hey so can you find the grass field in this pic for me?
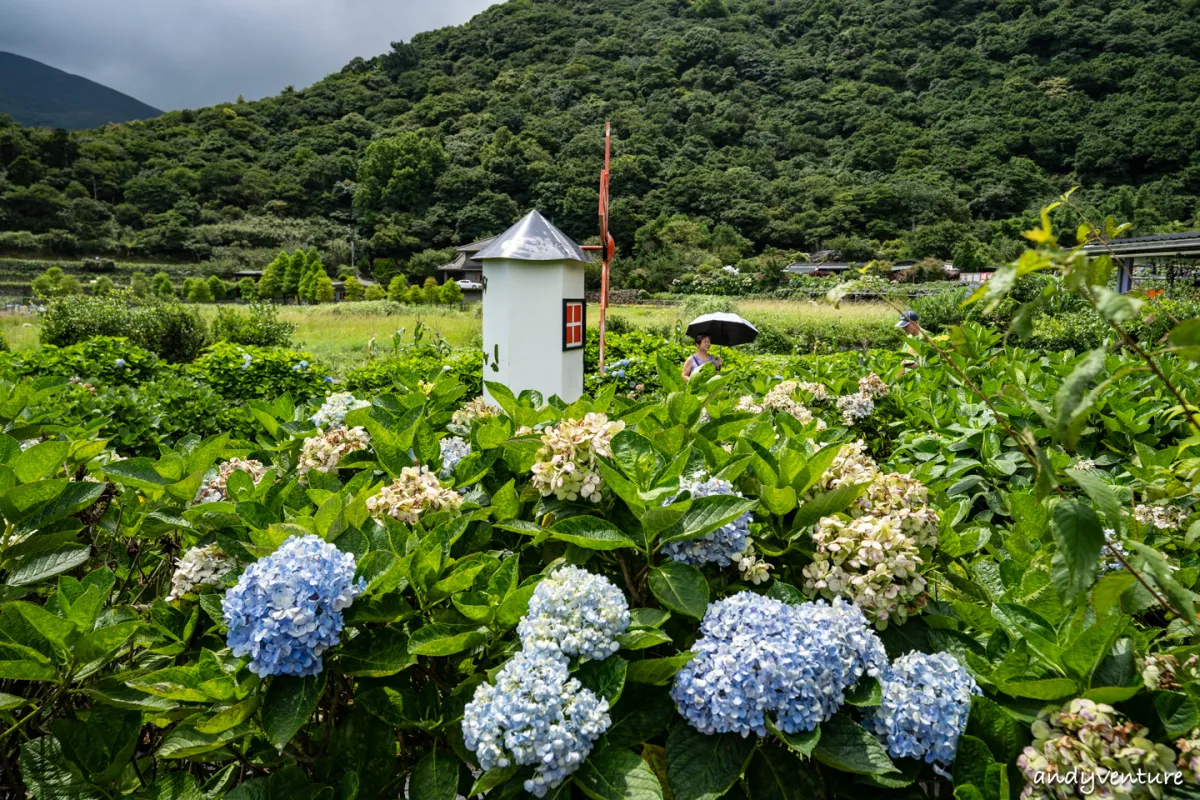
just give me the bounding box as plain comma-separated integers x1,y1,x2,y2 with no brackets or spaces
1,297,902,366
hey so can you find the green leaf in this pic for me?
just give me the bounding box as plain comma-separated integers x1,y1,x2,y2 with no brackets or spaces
408,624,488,656
15,481,104,532
196,695,260,735
224,765,314,800
11,440,70,484
659,495,757,545
791,483,868,532
951,735,995,791
577,656,627,704
1051,500,1104,597
263,672,327,751
469,765,520,797
338,626,415,677
548,516,636,550
490,479,520,521
965,696,1021,764
998,677,1078,700
758,484,797,515
768,720,820,757
648,562,709,619
1067,469,1122,535
1054,348,1106,448
7,544,91,586
617,628,673,650
12,602,76,649
626,653,695,685
665,725,755,800
75,621,139,664
20,735,101,800
743,745,820,800
577,747,664,800
811,714,899,776
409,749,460,800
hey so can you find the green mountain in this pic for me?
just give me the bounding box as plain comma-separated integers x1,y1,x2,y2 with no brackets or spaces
0,51,161,130
1,0,1198,288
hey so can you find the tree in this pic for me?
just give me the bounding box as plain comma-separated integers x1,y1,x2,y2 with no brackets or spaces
387,275,408,303
188,279,214,303
153,272,175,298
344,276,365,301
259,252,287,299
207,275,227,301
130,272,150,298
354,132,447,217
282,250,305,300
92,275,115,296
239,277,258,301
373,258,398,288
31,267,75,298
181,277,200,301
299,250,326,302
439,279,464,304
405,285,423,304
314,275,335,303
421,276,440,304
58,274,82,296
365,284,386,301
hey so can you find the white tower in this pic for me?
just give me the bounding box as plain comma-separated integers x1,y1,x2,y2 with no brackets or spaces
479,211,591,405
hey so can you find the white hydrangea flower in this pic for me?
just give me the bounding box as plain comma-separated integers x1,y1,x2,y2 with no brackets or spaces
529,414,625,503
806,440,879,495
439,436,472,477
367,466,463,524
736,544,773,585
1073,458,1097,471
736,380,827,429
298,427,371,483
310,392,370,429
166,544,235,601
795,381,830,402
1133,503,1190,531
195,458,269,504
858,373,890,397
837,391,875,425
452,397,501,427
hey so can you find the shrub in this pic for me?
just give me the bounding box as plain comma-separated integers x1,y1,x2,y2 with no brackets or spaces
40,291,209,363
315,275,335,303
187,279,214,303
680,294,736,320
0,336,160,384
152,271,175,297
439,279,464,304
747,323,794,355
1027,311,1106,352
189,342,328,401
211,302,295,348
911,288,972,332
343,348,483,395
31,267,82,298
92,275,116,296
387,275,408,302
130,271,151,297
365,284,386,301
239,276,258,301
344,276,365,301
207,275,227,301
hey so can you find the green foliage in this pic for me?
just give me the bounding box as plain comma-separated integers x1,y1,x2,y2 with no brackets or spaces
0,336,160,383
438,279,463,305
387,274,408,303
344,276,365,302
151,271,175,298
186,278,214,303
92,275,115,296
207,275,227,301
188,342,326,400
31,267,82,298
314,275,335,303
211,302,296,348
238,276,258,301
365,284,386,301
39,290,209,363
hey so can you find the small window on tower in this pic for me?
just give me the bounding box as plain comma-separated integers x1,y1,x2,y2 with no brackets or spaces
563,299,585,351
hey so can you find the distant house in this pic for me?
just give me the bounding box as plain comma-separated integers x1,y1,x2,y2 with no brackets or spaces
435,237,494,286
232,270,263,280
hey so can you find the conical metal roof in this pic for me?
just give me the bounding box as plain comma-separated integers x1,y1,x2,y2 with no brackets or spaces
475,210,592,263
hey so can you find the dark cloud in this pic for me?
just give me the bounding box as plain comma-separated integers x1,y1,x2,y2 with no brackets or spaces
0,0,497,111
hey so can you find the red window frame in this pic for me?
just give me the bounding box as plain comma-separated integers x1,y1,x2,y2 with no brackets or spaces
563,299,585,351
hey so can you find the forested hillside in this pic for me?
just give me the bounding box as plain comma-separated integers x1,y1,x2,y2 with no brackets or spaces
0,51,161,130
1,0,1198,288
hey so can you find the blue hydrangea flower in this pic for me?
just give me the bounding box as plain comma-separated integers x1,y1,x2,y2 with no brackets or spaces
517,565,630,663
672,593,887,737
661,476,751,567
614,369,626,378
114,358,126,368
222,535,365,677
463,649,610,797
311,392,369,428
292,360,309,372
870,651,980,767
439,436,472,477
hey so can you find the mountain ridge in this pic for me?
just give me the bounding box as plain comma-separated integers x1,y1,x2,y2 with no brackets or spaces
0,51,161,130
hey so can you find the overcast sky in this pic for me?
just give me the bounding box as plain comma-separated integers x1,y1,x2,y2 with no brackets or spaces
1,0,499,111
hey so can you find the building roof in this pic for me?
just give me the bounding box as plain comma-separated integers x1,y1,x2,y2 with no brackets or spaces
476,210,592,263
457,236,496,253
1081,231,1200,259
232,270,263,278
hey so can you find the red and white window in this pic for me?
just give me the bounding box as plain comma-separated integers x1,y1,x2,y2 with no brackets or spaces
563,300,585,350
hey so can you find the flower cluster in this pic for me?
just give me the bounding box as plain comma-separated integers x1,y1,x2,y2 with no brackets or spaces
298,427,370,482
366,466,463,524
802,442,940,627
804,514,929,627
195,458,269,504
466,566,627,796
440,436,472,477
1017,699,1180,800
858,373,890,397
222,535,364,677
1134,503,1191,531
1178,730,1200,784
1073,458,1097,471
166,544,235,601
662,476,752,567
518,566,630,663
310,392,370,428
672,593,886,737
463,650,611,797
870,652,979,767
837,391,875,425
69,376,96,394
529,414,625,503
737,543,773,584
451,396,502,427
1141,653,1200,691
736,380,827,429
795,381,830,402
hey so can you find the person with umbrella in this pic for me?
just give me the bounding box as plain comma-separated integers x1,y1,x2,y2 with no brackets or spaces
682,312,758,380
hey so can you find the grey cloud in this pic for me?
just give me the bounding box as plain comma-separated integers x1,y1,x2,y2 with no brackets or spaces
0,0,498,110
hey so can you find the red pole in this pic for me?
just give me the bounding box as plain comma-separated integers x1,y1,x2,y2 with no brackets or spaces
598,122,611,376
